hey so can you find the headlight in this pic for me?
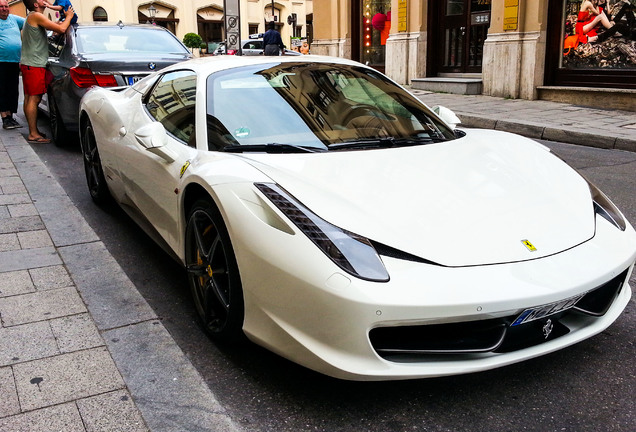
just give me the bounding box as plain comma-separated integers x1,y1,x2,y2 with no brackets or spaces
588,181,626,231
255,183,389,282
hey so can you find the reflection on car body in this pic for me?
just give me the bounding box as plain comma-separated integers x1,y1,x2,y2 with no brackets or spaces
212,39,301,56
41,22,192,145
78,56,636,381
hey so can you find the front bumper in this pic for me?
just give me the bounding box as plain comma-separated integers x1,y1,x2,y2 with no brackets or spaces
216,184,636,380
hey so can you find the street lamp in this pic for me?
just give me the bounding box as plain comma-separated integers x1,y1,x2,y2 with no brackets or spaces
148,3,157,24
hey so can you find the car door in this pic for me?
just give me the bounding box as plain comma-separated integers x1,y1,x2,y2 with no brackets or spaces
44,30,73,120
242,40,264,55
117,70,199,251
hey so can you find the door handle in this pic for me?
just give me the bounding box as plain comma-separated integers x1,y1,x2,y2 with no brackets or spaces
460,26,466,36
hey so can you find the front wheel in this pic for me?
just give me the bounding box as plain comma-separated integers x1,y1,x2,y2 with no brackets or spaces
80,118,110,204
185,199,244,342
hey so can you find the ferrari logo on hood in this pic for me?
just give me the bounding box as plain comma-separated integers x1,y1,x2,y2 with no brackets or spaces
522,239,537,252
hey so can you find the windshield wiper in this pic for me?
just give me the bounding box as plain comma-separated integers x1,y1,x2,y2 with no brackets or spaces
221,143,325,154
329,136,447,151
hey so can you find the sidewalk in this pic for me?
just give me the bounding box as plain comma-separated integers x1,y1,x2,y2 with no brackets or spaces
411,90,636,153
0,126,239,430
0,90,635,431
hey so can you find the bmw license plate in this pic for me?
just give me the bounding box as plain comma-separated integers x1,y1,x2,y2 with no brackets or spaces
127,76,144,85
511,293,586,326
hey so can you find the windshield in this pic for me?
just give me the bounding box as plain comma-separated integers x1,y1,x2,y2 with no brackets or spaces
206,62,456,152
76,27,189,55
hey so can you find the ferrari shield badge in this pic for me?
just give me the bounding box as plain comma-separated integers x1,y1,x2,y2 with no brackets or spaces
522,239,537,252
180,160,191,178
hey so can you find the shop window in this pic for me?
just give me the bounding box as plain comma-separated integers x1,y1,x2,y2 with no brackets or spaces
361,0,392,70
546,0,636,89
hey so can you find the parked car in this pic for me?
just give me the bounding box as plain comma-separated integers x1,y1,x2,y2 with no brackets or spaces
78,55,636,381
42,22,192,144
213,39,301,56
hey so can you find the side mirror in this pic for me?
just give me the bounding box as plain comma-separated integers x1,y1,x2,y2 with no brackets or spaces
134,122,177,163
432,105,461,130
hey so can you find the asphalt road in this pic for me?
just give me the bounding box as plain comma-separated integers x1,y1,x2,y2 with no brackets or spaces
28,122,636,432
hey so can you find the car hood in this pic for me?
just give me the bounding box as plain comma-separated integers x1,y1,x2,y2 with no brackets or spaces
238,129,596,267
80,52,192,72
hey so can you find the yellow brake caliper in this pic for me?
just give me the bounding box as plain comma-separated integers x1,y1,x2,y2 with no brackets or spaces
198,225,214,286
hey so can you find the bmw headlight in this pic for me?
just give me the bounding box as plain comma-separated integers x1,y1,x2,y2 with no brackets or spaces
255,183,390,282
588,181,626,231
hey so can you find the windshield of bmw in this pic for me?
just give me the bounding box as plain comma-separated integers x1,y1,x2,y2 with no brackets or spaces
76,27,190,55
206,62,456,152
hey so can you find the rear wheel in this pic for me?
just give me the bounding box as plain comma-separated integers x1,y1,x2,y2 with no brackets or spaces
48,92,68,146
185,199,244,342
80,118,110,204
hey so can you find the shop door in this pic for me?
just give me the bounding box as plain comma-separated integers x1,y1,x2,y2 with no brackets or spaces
437,0,491,74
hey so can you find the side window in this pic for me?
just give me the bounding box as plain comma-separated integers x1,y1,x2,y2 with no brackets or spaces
145,70,197,147
47,32,66,57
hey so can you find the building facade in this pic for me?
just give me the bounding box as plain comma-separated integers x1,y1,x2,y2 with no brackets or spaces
9,0,314,53
312,0,636,110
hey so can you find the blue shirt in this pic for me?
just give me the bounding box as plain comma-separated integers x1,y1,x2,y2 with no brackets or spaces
0,15,25,63
263,29,284,48
55,0,78,24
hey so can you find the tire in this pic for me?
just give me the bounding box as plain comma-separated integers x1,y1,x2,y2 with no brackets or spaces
80,118,110,204
185,199,245,342
48,92,68,146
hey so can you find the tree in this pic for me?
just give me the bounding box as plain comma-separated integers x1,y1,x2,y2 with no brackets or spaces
183,33,203,53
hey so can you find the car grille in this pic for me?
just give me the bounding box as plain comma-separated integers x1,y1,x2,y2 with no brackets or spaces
369,268,629,361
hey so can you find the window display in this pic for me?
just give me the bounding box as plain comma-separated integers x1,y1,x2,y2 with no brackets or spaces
562,0,636,69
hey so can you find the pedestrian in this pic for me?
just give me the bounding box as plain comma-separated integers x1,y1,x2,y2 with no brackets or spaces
0,0,25,130
263,21,284,56
43,0,77,25
20,0,74,143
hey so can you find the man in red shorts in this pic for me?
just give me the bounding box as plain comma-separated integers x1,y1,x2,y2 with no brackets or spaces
21,0,74,143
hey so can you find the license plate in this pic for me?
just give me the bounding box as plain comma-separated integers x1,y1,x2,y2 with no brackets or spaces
511,293,586,326
127,76,143,85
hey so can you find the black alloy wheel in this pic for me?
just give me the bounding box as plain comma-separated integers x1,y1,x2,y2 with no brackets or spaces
185,199,244,341
48,92,68,146
80,118,110,204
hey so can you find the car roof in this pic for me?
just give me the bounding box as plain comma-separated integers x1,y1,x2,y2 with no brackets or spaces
73,22,171,31
164,54,364,76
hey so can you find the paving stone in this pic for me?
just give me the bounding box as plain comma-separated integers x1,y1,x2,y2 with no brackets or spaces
17,229,53,249
13,347,125,411
0,215,44,234
50,314,104,353
616,137,636,153
105,321,239,432
0,205,9,219
0,232,19,252
0,152,9,164
0,163,18,178
0,270,34,297
59,242,157,331
7,203,38,217
494,119,545,139
0,321,59,366
0,193,30,206
0,402,85,431
30,265,73,291
0,246,61,273
33,195,99,247
1,183,27,194
76,389,149,432
0,366,19,418
0,286,86,326
0,176,22,187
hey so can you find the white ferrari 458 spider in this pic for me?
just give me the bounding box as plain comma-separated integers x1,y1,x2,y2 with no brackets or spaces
78,55,636,380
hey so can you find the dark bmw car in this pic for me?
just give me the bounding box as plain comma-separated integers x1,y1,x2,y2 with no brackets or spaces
43,22,192,144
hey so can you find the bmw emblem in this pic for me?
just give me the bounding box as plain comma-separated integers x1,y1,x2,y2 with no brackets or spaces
148,62,156,70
